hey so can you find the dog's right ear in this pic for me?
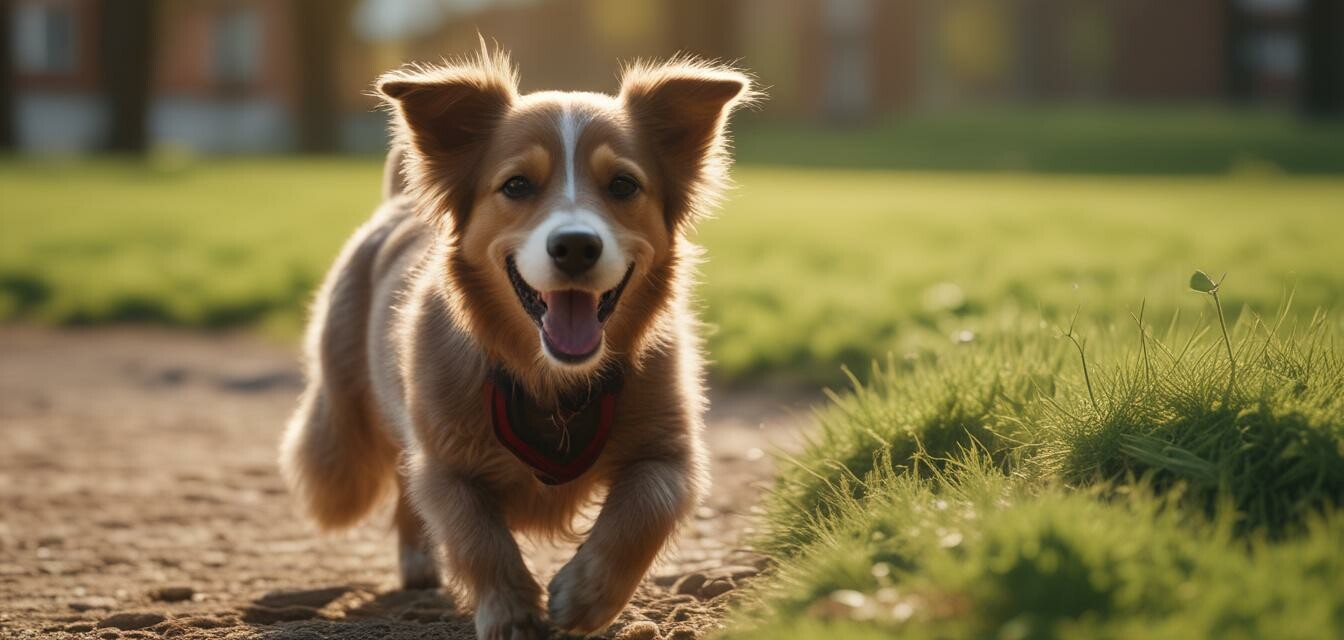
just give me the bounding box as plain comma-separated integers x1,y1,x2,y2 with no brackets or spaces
377,50,518,227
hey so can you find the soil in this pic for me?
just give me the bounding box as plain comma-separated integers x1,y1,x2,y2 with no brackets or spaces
0,328,814,639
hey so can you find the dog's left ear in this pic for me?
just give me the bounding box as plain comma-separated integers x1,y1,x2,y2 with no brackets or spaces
620,60,755,229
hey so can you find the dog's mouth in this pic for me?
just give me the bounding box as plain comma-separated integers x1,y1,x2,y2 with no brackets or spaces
506,256,634,363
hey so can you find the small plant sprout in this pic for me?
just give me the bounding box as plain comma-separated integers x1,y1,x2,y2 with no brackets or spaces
1190,270,1235,397
1130,298,1153,381
1059,307,1100,413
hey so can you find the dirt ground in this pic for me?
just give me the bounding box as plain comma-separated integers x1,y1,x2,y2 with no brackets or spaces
0,327,815,639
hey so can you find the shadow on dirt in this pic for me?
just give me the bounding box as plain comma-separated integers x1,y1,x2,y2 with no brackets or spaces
241,586,476,638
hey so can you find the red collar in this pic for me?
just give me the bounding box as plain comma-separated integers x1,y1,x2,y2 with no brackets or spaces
483,367,621,485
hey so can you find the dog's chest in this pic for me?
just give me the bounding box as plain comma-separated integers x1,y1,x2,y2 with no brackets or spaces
485,368,620,486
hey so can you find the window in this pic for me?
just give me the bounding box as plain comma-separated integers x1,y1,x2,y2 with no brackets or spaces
1238,0,1303,12
1250,32,1301,77
13,3,77,74
212,7,261,85
824,0,872,120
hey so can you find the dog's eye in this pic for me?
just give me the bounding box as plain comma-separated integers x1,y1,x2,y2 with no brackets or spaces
608,176,639,200
501,176,533,199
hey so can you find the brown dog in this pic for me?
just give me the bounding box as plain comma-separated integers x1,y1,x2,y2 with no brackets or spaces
279,47,753,638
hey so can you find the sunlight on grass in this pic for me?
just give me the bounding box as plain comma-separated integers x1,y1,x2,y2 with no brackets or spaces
2,158,1343,384
736,108,1344,173
702,167,1344,381
734,456,1344,640
3,132,1342,637
0,158,379,335
732,294,1344,639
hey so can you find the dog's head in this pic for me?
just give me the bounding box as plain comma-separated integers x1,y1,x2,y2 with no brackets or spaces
379,48,752,383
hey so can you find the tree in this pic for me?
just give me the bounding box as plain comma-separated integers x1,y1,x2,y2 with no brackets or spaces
99,0,158,153
1222,0,1253,103
1301,0,1344,117
292,0,353,153
0,3,17,150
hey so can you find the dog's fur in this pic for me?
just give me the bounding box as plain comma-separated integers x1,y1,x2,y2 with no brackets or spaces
279,46,752,639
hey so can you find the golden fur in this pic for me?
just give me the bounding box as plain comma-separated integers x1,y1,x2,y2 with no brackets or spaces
280,46,753,639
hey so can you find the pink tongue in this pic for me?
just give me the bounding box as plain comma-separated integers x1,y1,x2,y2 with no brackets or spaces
541,290,603,356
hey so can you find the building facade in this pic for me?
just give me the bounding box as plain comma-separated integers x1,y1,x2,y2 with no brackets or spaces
10,0,385,153
7,0,1311,153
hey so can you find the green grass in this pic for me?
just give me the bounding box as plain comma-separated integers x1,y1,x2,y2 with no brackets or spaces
728,304,1344,639
0,156,381,332
732,460,1344,640
3,154,1343,383
737,107,1344,174
698,168,1344,382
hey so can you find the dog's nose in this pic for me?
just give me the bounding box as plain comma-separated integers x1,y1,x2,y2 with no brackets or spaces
547,228,603,276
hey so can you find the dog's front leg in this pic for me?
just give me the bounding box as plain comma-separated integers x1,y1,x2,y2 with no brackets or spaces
412,467,546,640
548,458,699,634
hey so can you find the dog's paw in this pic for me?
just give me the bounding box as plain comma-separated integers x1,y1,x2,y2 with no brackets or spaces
547,551,636,635
476,594,547,640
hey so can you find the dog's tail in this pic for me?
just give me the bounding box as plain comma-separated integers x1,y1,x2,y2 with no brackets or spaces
382,144,408,200
281,382,396,530
279,218,401,530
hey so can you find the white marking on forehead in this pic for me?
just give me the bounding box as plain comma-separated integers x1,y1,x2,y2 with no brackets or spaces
558,105,591,202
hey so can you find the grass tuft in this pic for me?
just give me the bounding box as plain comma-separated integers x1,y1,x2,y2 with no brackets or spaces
737,298,1344,638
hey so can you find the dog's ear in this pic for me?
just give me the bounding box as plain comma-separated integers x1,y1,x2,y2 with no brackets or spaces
377,48,518,228
620,59,755,230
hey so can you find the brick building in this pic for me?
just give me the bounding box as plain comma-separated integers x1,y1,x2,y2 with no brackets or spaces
6,0,1312,152
10,0,385,152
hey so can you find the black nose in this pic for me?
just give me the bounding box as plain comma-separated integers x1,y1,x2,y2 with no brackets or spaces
547,228,603,276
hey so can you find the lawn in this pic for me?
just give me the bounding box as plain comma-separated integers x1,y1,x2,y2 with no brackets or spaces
700,168,1343,382
736,107,1344,174
728,292,1344,639
0,157,381,332
3,154,1342,385
3,110,1344,637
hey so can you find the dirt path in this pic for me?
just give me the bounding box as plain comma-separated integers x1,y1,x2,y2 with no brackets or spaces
0,328,813,639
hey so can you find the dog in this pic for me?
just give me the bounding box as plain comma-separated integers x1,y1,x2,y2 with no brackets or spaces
279,46,753,639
